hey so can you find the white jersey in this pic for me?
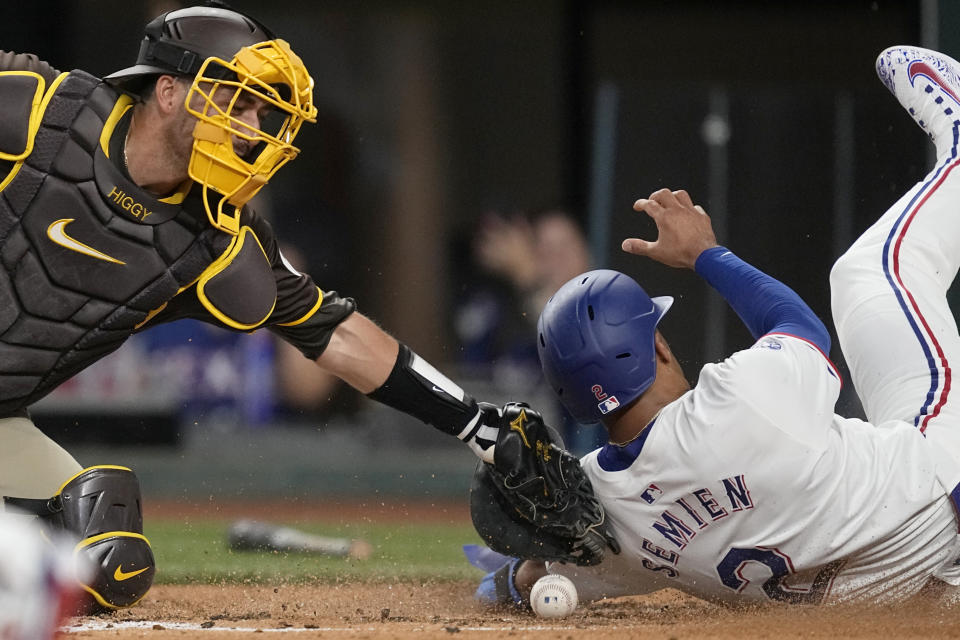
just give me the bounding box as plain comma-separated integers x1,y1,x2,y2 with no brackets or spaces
550,46,960,607
559,334,959,605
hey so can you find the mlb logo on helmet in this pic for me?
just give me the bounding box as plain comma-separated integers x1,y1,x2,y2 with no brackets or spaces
537,270,673,424
597,396,620,414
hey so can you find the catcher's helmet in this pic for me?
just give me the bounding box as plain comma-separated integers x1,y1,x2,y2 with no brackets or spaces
537,270,672,424
104,5,277,90
105,4,317,235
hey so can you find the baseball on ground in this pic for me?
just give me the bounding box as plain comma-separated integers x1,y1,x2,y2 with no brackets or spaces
529,574,578,618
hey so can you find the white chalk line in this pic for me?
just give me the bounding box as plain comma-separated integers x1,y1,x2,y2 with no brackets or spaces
63,620,577,633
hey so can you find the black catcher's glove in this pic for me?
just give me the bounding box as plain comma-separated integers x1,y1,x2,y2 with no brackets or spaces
470,402,620,566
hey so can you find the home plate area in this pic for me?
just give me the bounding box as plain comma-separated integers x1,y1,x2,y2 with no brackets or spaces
58,583,960,640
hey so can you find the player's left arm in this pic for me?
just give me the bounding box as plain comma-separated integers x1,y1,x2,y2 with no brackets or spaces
694,247,830,352
321,318,504,462
268,281,498,460
626,189,837,444
256,217,502,462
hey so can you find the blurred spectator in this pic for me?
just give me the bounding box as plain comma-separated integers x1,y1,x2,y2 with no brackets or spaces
458,209,592,367
454,207,603,453
474,209,592,324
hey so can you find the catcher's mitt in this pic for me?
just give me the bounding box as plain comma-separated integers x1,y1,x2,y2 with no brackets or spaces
470,402,620,566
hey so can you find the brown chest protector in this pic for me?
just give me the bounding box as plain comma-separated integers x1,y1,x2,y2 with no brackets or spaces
0,70,225,415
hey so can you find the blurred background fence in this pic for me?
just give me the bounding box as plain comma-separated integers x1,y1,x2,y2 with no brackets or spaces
3,0,958,501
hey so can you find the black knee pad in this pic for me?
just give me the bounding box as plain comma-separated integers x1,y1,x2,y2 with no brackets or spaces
59,466,155,611
6,465,156,612
75,529,155,611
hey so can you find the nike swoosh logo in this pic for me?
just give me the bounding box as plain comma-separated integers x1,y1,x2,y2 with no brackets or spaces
47,218,125,265
113,565,149,581
908,61,960,106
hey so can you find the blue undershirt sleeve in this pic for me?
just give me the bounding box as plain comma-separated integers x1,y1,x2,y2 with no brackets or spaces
694,246,831,353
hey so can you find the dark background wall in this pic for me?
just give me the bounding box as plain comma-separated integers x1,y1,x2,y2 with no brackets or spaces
2,1,950,419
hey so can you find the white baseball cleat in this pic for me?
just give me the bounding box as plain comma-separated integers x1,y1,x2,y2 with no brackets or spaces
876,45,960,158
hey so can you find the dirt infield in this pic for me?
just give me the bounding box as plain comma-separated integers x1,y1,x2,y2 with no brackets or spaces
64,583,960,639
57,500,960,638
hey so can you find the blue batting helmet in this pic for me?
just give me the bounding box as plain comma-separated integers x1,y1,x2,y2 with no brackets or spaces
537,270,672,424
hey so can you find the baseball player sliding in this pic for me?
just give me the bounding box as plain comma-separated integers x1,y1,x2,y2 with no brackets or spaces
475,45,960,606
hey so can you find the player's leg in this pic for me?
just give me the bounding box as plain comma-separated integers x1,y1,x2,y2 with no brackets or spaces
0,415,82,510
830,46,960,480
0,417,155,612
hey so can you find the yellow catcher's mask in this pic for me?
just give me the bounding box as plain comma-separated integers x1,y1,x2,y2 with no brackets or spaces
185,39,318,235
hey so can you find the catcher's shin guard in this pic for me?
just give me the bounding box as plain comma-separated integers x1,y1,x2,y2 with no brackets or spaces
5,465,155,612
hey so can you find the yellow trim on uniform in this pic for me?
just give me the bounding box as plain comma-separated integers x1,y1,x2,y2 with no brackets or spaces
276,286,324,327
80,585,150,611
99,94,134,157
196,225,276,330
55,464,132,495
74,530,153,610
0,71,46,161
80,585,123,611
159,180,192,205
75,530,151,552
76,529,153,610
99,95,194,205
0,71,68,192
79,584,117,610
0,158,23,194
134,274,205,330
39,72,69,121
134,302,168,330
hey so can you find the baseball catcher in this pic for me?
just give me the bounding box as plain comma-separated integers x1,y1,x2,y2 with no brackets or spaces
0,1,552,614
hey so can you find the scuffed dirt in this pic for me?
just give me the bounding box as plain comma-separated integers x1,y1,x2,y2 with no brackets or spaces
63,583,960,639
60,500,960,638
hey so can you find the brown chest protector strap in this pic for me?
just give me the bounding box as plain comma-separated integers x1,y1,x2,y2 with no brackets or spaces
0,71,46,161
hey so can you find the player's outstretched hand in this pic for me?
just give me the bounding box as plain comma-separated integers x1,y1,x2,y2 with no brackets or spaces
622,188,719,269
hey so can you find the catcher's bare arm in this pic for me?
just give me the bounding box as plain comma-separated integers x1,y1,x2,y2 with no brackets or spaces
312,313,499,461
